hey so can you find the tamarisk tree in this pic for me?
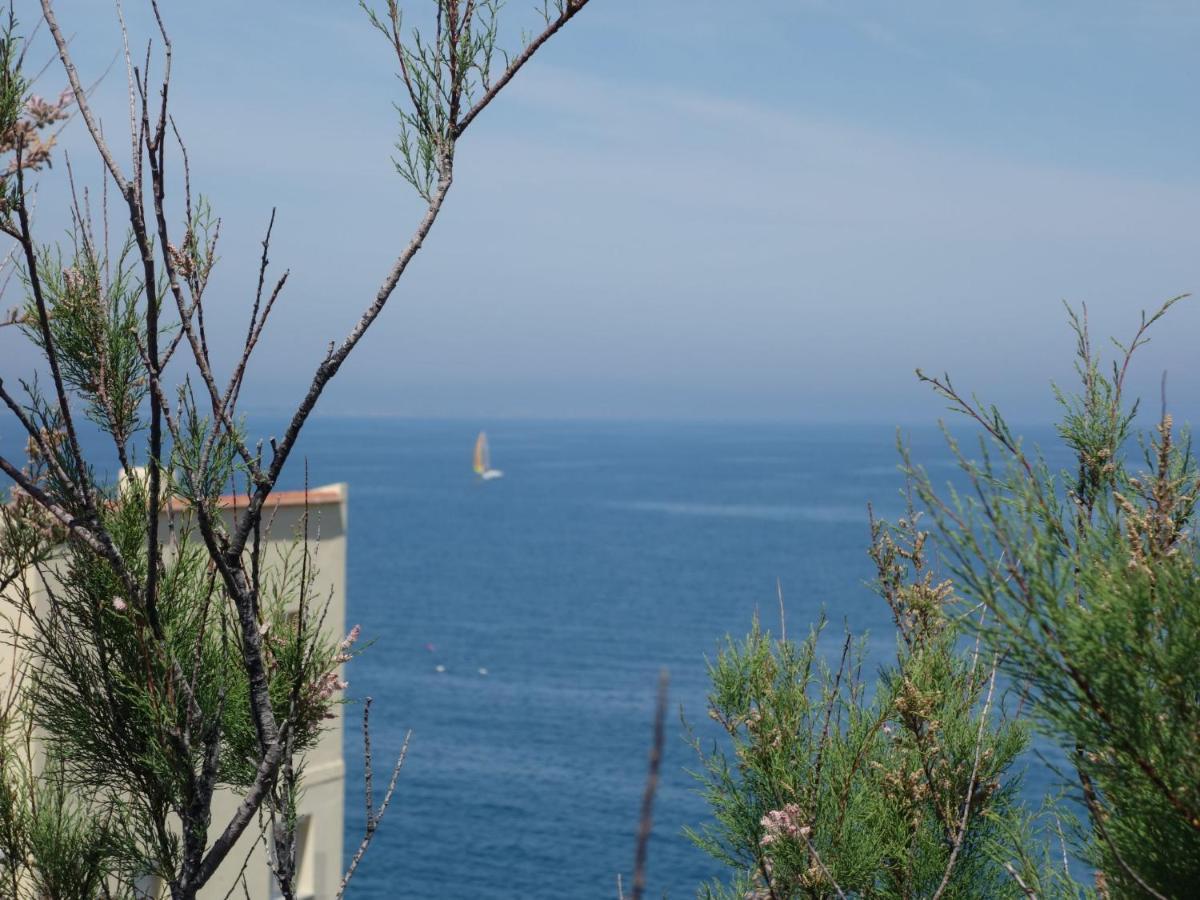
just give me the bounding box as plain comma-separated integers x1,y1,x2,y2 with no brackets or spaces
688,509,1041,899
0,1,593,898
912,298,1200,898
693,300,1199,898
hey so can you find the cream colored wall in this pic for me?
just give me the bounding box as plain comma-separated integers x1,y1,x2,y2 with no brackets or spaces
0,484,348,900
0,558,46,743
199,485,347,900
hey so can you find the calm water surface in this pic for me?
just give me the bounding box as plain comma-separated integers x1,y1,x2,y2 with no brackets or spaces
1,418,1064,897
258,419,1061,899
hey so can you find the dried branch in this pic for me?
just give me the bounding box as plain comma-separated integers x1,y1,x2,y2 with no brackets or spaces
630,669,668,900
0,452,138,601
800,829,847,900
227,171,455,558
1001,861,1039,899
337,699,411,899
39,0,129,194
454,0,591,136
193,722,293,890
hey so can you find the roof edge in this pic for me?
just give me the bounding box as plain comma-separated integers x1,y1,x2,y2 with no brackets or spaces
167,483,347,512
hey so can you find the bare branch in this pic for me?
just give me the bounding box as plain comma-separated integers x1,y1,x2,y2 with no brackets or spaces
228,170,454,557
455,0,591,136
39,0,129,194
630,669,668,900
800,829,847,900
0,452,138,601
1001,862,1039,899
337,699,411,899
193,723,293,890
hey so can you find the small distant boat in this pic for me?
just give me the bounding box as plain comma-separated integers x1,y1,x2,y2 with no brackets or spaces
473,431,503,481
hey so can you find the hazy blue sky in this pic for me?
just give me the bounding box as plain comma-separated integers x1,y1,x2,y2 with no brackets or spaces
10,1,1200,422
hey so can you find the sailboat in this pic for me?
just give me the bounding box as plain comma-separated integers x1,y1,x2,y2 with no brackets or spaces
473,431,503,481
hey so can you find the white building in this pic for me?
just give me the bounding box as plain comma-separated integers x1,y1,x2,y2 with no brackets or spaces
1,483,349,900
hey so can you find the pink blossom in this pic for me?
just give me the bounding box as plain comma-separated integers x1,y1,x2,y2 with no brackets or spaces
760,804,809,847
338,624,361,651
112,597,127,612
313,670,350,701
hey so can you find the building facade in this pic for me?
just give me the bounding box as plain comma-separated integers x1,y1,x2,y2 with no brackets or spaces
0,482,348,900
201,484,348,900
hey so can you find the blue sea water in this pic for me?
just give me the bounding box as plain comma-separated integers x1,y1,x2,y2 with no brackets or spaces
0,416,1069,897
270,419,1066,899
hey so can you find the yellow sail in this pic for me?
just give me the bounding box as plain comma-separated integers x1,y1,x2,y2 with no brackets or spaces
473,431,488,474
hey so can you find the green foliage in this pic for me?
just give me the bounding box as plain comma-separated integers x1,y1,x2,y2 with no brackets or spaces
361,0,507,200
695,301,1200,898
219,535,344,787
21,236,147,451
0,9,27,177
0,740,137,900
690,514,1035,899
0,473,346,895
168,399,243,512
911,299,1200,897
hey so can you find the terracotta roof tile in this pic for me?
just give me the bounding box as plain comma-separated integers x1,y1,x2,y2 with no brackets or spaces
167,483,345,513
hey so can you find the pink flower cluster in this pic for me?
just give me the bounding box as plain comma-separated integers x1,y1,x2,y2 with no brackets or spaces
333,624,361,664
760,804,810,847
314,670,350,702
62,266,84,294
24,90,73,127
308,625,361,719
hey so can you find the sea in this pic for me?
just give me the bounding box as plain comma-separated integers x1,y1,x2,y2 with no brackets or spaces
0,416,1070,897
273,418,1068,899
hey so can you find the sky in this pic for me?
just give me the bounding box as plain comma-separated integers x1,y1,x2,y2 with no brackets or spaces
6,0,1200,423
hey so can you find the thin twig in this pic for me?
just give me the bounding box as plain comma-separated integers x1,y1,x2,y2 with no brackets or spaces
40,0,130,194
1002,861,1039,899
776,577,786,643
631,669,668,900
336,699,411,899
454,0,591,136
1078,763,1168,900
1053,814,1070,883
931,658,999,900
800,830,847,899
